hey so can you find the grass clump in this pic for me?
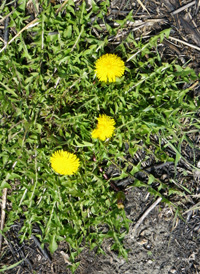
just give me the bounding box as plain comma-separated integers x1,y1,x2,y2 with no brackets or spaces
0,0,199,271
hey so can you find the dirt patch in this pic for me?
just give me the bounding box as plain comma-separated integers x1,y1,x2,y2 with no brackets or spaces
2,187,200,274
110,0,200,75
70,188,200,274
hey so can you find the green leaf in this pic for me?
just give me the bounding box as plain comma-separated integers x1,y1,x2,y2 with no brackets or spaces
0,181,11,190
0,260,24,272
147,174,155,185
74,140,94,147
49,234,58,254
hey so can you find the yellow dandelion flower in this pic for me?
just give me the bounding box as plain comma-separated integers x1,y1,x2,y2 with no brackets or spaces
91,114,116,141
95,53,125,82
50,150,80,175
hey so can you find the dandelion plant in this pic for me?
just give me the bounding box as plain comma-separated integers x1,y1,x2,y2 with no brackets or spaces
0,1,199,273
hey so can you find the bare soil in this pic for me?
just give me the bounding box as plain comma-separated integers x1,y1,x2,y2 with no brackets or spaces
1,0,200,273
2,187,200,274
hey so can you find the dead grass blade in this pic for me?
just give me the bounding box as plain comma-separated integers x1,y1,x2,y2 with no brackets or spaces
0,1,70,53
167,36,200,52
0,188,7,252
171,1,195,15
136,0,149,14
130,197,162,238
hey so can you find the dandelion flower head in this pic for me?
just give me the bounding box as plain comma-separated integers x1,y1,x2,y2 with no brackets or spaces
95,53,125,82
91,114,116,141
50,150,80,175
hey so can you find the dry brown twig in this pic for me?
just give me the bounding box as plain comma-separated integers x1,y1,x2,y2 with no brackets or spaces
136,0,150,15
55,0,69,15
130,197,162,238
0,18,39,53
0,10,14,24
170,1,196,15
167,36,200,52
0,188,8,252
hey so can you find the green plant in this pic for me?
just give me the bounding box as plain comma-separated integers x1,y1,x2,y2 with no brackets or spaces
0,260,24,272
0,0,199,272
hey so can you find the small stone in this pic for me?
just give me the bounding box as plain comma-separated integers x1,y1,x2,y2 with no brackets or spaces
138,237,148,245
